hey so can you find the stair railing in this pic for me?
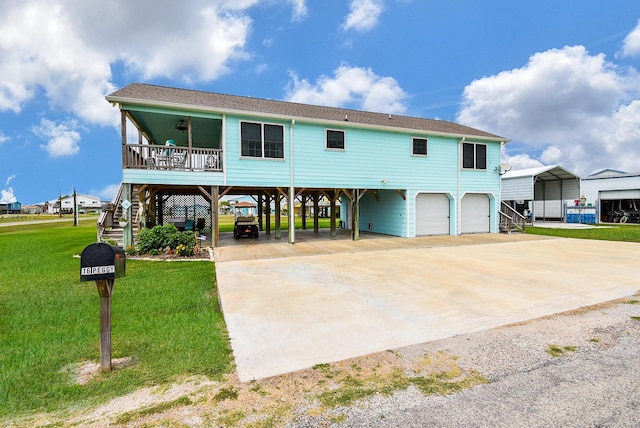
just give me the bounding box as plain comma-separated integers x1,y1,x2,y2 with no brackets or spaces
97,183,124,242
500,202,527,234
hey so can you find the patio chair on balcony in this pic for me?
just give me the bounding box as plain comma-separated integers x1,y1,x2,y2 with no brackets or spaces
171,152,187,168
156,139,176,167
205,153,219,170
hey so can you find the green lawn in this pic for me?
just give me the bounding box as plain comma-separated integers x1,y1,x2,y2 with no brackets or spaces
217,214,336,232
0,222,231,420
527,224,640,242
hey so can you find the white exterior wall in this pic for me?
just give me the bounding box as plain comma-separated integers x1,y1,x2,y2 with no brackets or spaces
581,175,640,205
501,176,533,200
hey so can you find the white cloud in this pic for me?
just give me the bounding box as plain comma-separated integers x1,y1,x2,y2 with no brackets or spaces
34,119,81,157
342,0,384,32
285,64,407,114
1,175,18,204
621,20,640,57
502,152,544,171
0,0,269,127
0,132,8,144
92,183,121,202
457,45,640,175
288,0,308,21
0,188,17,204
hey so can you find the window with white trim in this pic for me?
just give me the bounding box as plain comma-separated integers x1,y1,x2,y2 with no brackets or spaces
412,137,428,156
325,129,345,150
241,121,284,159
462,142,487,170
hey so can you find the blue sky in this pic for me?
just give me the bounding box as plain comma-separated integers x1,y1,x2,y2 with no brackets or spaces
2,0,640,204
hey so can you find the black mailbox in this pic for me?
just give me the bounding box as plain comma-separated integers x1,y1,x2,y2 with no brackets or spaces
80,243,126,282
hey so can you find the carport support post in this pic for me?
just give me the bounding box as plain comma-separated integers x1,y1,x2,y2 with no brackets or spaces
352,189,360,241
95,279,114,372
275,193,282,239
301,194,307,229
330,191,337,237
265,193,272,235
212,186,219,247
313,193,319,233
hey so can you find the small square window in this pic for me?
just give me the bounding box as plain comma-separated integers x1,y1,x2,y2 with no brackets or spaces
326,129,345,150
412,138,428,156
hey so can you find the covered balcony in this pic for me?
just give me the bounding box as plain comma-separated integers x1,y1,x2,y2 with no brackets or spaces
119,110,223,172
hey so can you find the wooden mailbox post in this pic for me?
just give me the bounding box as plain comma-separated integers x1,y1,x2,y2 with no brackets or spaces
80,243,126,372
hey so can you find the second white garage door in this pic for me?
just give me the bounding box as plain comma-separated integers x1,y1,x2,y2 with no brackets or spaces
461,193,490,234
416,193,450,236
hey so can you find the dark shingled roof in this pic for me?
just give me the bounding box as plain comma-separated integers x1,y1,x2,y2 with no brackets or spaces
107,83,507,141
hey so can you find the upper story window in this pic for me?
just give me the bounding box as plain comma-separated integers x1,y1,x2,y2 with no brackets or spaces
241,121,284,159
462,142,487,170
326,129,345,150
412,138,428,156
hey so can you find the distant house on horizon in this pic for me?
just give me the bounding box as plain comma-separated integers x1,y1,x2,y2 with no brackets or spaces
44,194,105,215
0,201,21,214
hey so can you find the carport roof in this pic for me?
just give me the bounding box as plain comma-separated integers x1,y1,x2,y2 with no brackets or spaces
502,165,580,181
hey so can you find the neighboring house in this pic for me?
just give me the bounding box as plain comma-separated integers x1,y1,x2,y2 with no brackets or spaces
0,201,21,214
581,170,640,223
104,83,508,248
21,204,43,214
501,165,581,222
234,201,257,216
46,194,105,214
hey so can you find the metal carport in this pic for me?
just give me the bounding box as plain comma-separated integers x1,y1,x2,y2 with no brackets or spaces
501,165,580,222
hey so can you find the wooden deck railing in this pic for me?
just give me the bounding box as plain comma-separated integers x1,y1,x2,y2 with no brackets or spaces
499,201,527,234
122,144,223,171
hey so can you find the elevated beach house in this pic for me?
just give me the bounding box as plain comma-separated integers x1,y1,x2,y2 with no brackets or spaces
102,83,508,248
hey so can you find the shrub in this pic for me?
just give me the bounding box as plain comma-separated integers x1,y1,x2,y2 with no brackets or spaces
137,224,196,255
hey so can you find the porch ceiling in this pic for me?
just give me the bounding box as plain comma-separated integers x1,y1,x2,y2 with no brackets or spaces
129,110,222,149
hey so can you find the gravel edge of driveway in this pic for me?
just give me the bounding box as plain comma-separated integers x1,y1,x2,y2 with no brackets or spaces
290,294,640,427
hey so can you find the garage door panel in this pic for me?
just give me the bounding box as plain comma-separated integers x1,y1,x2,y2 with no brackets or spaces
462,194,490,234
416,193,450,236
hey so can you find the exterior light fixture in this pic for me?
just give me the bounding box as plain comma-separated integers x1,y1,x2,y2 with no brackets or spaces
175,120,188,131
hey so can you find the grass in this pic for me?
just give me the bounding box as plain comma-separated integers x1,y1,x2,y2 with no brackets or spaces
314,354,488,408
0,221,232,420
217,214,336,233
526,224,640,242
546,344,577,357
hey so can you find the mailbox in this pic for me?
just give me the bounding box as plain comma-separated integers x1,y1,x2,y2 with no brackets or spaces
80,243,126,282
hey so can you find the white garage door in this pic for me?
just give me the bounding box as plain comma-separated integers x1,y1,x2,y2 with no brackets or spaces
461,193,490,234
416,193,450,236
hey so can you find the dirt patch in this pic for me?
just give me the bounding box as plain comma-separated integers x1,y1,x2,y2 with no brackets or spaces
62,357,135,386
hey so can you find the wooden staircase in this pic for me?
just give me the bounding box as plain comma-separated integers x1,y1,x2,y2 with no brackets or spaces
97,184,140,247
499,201,527,234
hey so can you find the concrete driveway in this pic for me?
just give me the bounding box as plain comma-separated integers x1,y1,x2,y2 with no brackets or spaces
214,232,640,382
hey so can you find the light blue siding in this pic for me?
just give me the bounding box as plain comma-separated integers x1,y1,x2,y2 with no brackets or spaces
124,169,224,186
123,109,503,238
358,190,408,237
223,115,292,187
